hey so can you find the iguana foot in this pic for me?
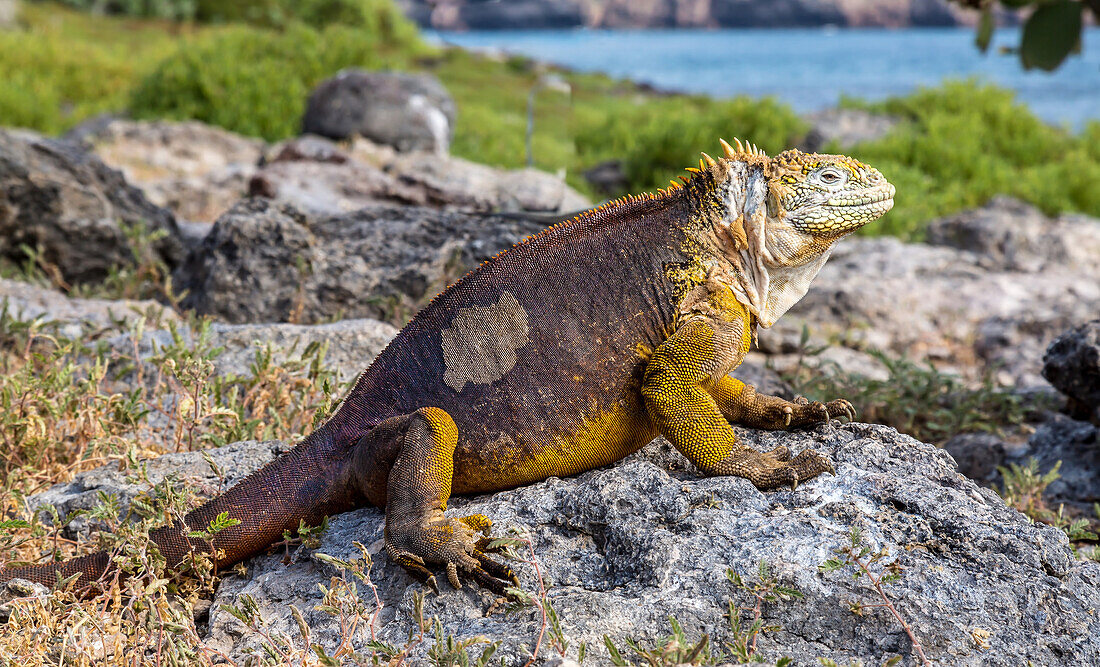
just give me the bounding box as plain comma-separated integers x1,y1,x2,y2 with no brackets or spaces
382,407,518,598
786,396,856,427
716,445,835,490
388,512,518,596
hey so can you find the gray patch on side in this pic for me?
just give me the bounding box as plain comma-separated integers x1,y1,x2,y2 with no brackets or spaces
441,290,530,392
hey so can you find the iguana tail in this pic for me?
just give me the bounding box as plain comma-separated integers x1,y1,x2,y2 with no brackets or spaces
0,426,363,591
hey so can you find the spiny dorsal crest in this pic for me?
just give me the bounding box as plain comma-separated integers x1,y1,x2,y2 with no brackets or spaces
682,137,770,182
719,137,767,159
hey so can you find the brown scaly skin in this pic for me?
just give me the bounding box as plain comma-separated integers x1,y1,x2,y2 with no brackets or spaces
0,139,894,598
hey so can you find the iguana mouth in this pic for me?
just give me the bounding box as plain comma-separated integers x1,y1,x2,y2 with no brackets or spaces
826,183,896,208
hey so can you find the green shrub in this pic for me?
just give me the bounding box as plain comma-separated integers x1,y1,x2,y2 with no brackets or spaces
575,95,808,194
0,25,163,133
31,0,420,40
130,23,426,140
843,80,1100,239
31,0,199,21
196,0,420,40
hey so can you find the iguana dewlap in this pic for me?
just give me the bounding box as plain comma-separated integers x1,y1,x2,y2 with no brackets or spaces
1,140,894,596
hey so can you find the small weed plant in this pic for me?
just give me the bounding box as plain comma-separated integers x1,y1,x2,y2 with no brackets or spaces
819,528,929,666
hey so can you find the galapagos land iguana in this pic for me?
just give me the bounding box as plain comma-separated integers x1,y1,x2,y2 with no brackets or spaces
0,139,895,597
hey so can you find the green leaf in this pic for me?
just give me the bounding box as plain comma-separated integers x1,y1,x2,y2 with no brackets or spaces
1020,0,1083,71
604,636,628,666
976,7,994,53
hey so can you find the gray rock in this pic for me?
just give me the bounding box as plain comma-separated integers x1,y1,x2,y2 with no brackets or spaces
0,128,184,285
176,198,549,325
203,319,397,383
113,318,397,386
582,159,627,196
1004,414,1100,516
0,0,16,29
942,432,1007,482
1042,320,1100,421
22,424,1100,664
734,357,794,400
0,579,49,624
248,157,427,217
301,70,456,154
0,277,179,340
69,119,265,224
387,150,591,213
27,440,287,541
926,196,1100,275
801,108,899,152
256,135,590,215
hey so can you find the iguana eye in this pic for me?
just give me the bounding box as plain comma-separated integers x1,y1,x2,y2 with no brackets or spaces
819,168,844,185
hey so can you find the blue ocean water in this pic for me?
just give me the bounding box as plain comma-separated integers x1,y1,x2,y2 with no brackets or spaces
429,28,1100,128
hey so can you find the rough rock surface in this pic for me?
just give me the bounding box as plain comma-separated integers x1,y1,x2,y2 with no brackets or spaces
1042,320,1100,421
400,0,982,29
764,197,1100,389
22,424,1100,665
256,135,589,215
114,318,398,385
248,156,427,217
301,70,456,153
0,277,179,338
1002,414,1100,517
176,198,551,325
64,119,264,224
387,150,590,213
27,441,289,541
0,128,183,284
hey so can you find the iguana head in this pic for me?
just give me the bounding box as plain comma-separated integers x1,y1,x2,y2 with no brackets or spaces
699,139,894,327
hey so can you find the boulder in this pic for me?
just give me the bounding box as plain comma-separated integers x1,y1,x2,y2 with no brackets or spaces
387,150,591,213
301,70,456,154
763,198,1100,390
0,128,184,285
248,157,427,217
0,0,16,29
926,196,1100,275
582,159,628,196
1001,414,1100,517
112,318,398,385
801,108,899,152
64,119,264,224
19,423,1100,664
0,277,179,340
1042,320,1100,422
175,198,549,325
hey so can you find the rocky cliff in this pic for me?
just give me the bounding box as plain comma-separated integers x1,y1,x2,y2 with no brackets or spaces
397,0,981,30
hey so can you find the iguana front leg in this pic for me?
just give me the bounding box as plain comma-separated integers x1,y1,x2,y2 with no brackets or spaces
380,407,518,596
641,321,834,489
708,375,855,429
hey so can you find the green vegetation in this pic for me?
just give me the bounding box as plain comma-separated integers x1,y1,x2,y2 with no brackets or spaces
7,4,1100,240
130,23,426,140
35,0,419,34
841,81,1100,238
776,330,1049,444
819,528,927,666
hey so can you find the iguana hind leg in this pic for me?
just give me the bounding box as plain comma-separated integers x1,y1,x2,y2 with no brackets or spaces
641,322,834,489
383,407,518,596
